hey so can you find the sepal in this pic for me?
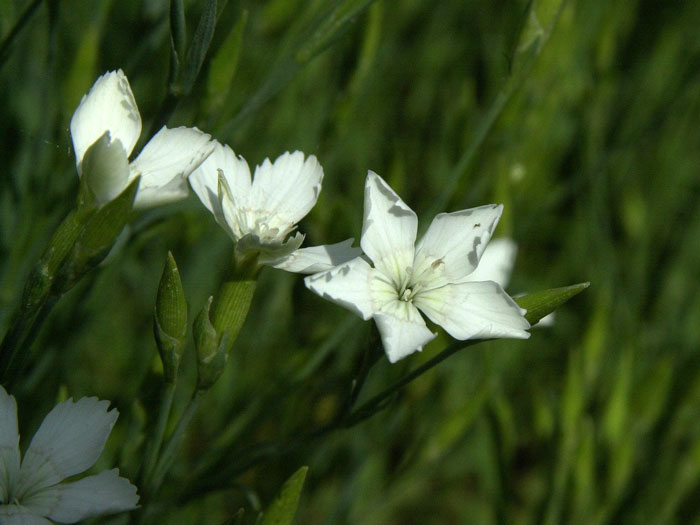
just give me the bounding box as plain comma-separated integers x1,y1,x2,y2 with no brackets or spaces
55,177,140,293
194,297,228,391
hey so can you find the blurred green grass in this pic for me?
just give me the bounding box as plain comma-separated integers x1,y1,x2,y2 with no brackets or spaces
1,0,700,523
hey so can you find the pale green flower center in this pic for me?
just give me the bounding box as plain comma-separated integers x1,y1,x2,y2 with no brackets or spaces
396,258,444,303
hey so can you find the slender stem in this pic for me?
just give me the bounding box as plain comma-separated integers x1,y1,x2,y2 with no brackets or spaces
423,0,568,223
180,339,481,503
146,92,180,142
342,340,480,427
1,295,58,388
0,0,44,71
0,209,86,382
346,333,383,411
140,381,177,491
131,390,202,524
150,390,203,493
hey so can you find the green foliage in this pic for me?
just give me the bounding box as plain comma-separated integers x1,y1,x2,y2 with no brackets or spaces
1,0,699,523
259,466,308,525
516,282,590,325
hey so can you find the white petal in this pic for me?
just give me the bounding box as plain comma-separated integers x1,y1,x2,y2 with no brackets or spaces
236,231,305,262
22,469,138,524
373,300,436,363
264,239,362,274
413,205,503,285
0,386,20,504
249,151,323,230
79,133,131,204
0,505,52,524
190,141,251,228
70,70,141,170
17,398,117,495
536,312,556,327
360,171,417,287
463,237,517,287
129,126,213,208
414,281,530,341
305,257,394,320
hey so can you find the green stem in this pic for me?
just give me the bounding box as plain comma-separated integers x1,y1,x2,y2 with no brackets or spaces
140,381,177,492
0,0,44,71
345,333,383,411
423,0,567,223
342,340,480,427
0,209,87,382
181,339,481,503
150,390,203,494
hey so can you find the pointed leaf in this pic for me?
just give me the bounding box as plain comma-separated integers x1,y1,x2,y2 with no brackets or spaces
181,0,217,94
295,0,377,63
260,466,308,525
206,9,247,113
170,0,187,63
515,282,590,325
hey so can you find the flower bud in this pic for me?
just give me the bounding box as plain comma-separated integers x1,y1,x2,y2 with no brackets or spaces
154,252,188,383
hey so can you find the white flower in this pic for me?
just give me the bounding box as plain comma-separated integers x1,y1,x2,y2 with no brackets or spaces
0,386,138,524
473,238,556,327
305,171,530,363
70,69,213,208
464,237,518,287
189,141,360,273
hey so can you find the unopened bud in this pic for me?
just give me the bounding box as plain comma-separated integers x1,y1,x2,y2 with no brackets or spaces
154,252,188,383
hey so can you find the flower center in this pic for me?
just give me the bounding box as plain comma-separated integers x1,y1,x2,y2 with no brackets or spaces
397,269,422,302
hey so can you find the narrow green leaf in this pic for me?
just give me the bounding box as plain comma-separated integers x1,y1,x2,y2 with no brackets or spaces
170,0,187,62
260,466,308,525
21,208,92,312
0,0,43,72
181,0,217,95
219,0,378,135
295,0,378,64
515,282,590,325
205,9,248,114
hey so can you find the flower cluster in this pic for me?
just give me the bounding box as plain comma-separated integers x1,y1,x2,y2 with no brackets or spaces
71,69,530,364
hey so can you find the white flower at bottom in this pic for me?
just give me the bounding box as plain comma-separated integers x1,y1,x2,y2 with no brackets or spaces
189,141,360,273
305,171,530,363
0,386,138,524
